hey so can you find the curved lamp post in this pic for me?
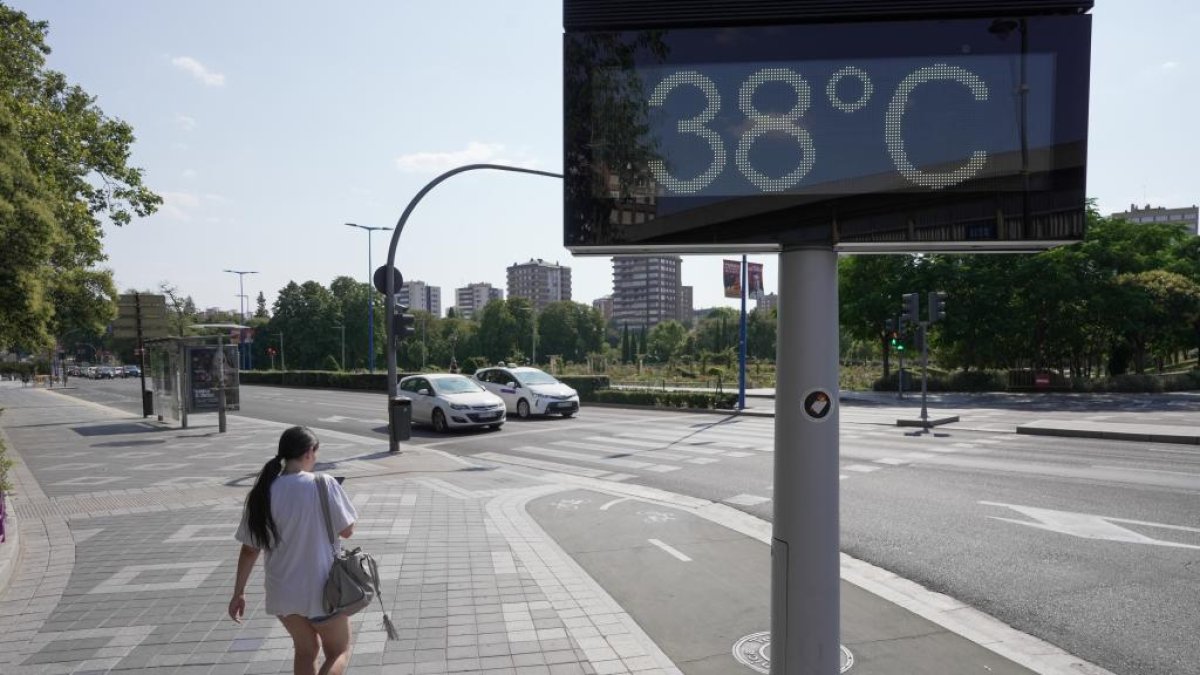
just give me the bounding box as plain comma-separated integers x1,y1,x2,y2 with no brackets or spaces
384,164,562,452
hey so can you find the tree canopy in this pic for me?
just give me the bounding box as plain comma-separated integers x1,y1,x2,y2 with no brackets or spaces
0,5,160,351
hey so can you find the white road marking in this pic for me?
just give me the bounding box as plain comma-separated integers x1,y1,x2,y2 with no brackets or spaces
647,538,692,562
600,497,631,511
724,494,771,506
473,452,611,478
902,452,936,460
844,464,881,473
513,445,681,473
1093,465,1200,478
874,457,909,465
981,501,1200,550
555,440,692,462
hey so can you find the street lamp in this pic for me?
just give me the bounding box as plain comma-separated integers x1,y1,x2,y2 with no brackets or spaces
223,269,259,321
344,223,393,373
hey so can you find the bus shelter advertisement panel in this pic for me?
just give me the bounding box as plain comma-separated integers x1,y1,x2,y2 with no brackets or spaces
186,345,240,413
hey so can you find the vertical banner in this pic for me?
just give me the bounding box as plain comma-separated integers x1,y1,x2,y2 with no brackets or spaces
723,259,742,298
748,262,764,299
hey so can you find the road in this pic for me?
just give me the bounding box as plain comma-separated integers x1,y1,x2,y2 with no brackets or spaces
57,377,1200,675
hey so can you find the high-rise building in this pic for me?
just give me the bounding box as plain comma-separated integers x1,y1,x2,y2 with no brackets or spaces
757,293,779,313
611,256,682,331
455,282,503,320
397,280,441,317
678,286,694,325
506,259,572,311
592,296,613,322
1109,203,1198,236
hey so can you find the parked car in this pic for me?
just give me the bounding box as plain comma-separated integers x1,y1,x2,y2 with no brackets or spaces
123,365,141,377
473,366,580,419
398,373,506,433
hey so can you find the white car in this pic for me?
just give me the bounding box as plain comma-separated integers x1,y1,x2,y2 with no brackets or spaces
473,366,580,419
398,373,506,432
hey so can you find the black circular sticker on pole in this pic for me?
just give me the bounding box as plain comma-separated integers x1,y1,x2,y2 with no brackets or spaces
803,389,834,422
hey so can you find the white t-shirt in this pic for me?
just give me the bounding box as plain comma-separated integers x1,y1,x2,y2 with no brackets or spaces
236,472,358,618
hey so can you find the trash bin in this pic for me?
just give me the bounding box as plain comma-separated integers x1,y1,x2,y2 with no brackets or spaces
389,396,412,445
142,389,154,417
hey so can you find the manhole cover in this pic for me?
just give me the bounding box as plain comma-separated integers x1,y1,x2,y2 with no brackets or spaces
733,632,853,673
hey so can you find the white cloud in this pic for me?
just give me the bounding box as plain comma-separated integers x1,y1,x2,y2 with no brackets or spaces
1160,61,1179,70
170,56,225,86
156,191,227,221
175,114,197,131
181,169,197,179
395,141,536,173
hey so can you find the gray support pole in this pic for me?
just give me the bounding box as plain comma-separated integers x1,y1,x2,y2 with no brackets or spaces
772,246,840,675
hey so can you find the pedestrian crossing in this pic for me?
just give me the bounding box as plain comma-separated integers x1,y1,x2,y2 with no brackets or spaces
470,417,1021,509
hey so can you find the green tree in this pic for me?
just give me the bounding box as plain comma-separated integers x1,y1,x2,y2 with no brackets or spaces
647,320,687,362
1112,270,1200,373
254,291,269,318
0,6,160,351
268,281,339,369
477,298,520,364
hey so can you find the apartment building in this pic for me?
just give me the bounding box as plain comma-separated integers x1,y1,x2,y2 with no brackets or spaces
507,259,572,311
611,256,682,331
455,282,503,320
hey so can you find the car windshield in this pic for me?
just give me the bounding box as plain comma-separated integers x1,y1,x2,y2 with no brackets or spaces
516,370,559,385
436,377,484,394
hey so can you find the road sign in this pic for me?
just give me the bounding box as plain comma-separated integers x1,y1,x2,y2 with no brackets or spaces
372,265,402,295
563,4,1092,254
114,294,170,339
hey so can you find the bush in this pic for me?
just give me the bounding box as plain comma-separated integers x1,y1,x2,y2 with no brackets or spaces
559,375,609,396
946,370,1007,392
586,388,737,410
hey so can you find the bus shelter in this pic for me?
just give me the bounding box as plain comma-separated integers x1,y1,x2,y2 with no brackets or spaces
145,328,241,430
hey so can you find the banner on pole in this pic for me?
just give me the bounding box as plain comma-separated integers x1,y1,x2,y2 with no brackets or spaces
747,262,764,299
723,259,741,299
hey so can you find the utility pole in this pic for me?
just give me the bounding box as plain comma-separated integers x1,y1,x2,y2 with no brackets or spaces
344,223,392,373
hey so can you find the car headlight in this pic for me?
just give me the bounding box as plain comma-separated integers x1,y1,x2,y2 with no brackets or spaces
449,403,470,410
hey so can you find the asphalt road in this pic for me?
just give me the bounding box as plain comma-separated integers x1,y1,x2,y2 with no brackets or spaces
54,377,1200,675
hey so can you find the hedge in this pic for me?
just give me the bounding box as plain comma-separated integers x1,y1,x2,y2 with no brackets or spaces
872,368,1199,393
586,388,738,410
240,370,397,391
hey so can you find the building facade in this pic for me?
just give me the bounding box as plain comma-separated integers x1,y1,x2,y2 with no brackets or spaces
506,259,572,311
611,256,683,331
1110,203,1199,236
678,286,694,325
757,293,779,313
455,283,503,320
592,296,613,322
397,280,442,317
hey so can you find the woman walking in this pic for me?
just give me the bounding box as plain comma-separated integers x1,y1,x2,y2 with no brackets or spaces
229,426,358,675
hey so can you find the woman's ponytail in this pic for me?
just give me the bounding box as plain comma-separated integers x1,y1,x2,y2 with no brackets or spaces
243,426,319,550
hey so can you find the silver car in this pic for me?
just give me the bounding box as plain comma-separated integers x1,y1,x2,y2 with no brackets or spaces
398,373,506,432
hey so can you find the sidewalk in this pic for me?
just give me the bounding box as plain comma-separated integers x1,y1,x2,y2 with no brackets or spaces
0,385,1112,674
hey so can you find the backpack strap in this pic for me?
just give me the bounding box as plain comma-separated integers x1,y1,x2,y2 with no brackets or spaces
315,473,338,553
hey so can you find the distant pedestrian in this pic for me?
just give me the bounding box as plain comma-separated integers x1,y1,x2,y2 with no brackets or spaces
229,426,359,675
448,358,459,374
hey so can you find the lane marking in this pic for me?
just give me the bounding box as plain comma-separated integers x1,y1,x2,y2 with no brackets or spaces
1092,465,1200,478
981,501,1200,550
724,494,771,507
647,538,692,562
874,458,908,466
600,497,631,511
843,464,880,473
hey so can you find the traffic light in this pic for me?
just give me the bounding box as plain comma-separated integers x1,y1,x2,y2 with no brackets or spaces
929,291,947,323
900,293,919,325
393,304,416,342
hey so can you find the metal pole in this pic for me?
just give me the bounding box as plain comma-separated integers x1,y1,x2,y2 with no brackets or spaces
340,325,346,371
217,337,227,433
898,316,905,400
367,229,375,373
136,293,150,417
384,163,562,453
739,254,747,409
532,309,537,365
772,246,839,675
920,321,930,426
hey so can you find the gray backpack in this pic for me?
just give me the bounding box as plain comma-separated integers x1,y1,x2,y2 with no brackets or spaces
316,474,397,638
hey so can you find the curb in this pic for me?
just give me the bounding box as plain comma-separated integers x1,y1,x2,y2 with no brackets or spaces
0,423,23,599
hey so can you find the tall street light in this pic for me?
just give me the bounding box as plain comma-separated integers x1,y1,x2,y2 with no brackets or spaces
345,223,392,373
223,269,259,321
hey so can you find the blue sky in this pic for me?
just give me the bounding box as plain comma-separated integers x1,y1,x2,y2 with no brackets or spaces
12,0,1198,315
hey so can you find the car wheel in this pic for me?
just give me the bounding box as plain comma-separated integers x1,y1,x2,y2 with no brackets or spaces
517,399,531,419
432,409,449,433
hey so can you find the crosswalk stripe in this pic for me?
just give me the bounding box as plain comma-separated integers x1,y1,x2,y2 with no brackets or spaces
513,445,681,473
589,436,727,456
474,452,612,478
553,440,693,462
615,430,764,451
875,457,909,465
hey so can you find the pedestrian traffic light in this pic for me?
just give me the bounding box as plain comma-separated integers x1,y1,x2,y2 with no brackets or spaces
393,304,416,341
900,293,919,325
929,291,947,323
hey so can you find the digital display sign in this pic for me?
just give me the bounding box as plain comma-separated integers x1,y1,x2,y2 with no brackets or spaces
564,14,1091,253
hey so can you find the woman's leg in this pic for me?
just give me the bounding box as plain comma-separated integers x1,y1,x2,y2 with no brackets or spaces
279,614,320,675
311,614,352,675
